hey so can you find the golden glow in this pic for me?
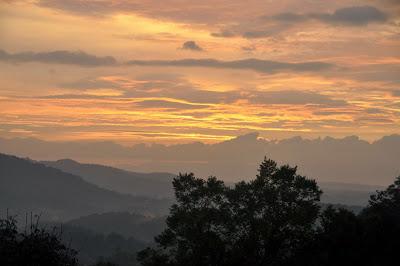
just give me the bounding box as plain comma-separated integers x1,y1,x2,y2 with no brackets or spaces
0,0,399,144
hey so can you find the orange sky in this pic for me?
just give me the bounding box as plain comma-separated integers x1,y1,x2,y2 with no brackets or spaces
0,0,399,144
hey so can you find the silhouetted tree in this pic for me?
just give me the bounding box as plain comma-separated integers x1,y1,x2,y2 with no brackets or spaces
297,176,400,266
0,215,78,266
91,259,118,266
138,158,322,266
295,206,363,266
357,175,400,265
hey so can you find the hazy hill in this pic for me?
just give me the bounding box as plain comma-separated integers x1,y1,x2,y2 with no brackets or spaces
0,153,171,221
58,224,145,266
319,181,382,206
66,212,166,242
43,158,378,206
42,159,174,198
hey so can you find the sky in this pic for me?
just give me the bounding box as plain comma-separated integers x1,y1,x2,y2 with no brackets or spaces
0,0,399,145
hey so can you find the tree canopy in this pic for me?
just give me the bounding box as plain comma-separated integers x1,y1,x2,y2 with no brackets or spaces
138,158,400,266
0,215,78,266
138,158,322,266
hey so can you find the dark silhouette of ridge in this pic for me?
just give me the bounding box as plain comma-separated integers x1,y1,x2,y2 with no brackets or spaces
0,153,171,221
43,158,379,206
42,159,174,198
65,212,166,242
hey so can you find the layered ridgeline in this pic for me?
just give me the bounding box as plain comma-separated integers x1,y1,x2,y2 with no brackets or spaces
0,153,172,221
43,158,380,206
51,223,146,266
0,151,379,226
65,212,166,242
42,159,174,199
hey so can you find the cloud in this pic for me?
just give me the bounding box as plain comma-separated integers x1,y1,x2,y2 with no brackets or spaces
134,99,209,110
126,58,335,73
35,0,255,24
36,0,138,17
370,0,400,8
60,78,121,90
392,90,400,97
315,6,388,25
181,41,203,51
313,110,354,116
249,90,348,107
242,30,272,39
210,30,236,38
241,46,256,52
355,116,395,124
0,49,334,74
272,12,309,23
365,108,387,114
212,23,290,39
211,5,389,40
0,50,117,67
272,6,388,26
57,75,347,108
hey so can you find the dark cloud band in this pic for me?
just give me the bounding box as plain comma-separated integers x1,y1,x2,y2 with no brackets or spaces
126,58,334,73
0,49,335,73
0,50,117,67
271,6,388,26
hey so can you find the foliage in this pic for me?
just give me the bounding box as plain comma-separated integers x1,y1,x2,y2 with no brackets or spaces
2,156,399,266
138,158,400,266
358,176,400,266
298,176,400,266
0,214,78,266
138,158,322,266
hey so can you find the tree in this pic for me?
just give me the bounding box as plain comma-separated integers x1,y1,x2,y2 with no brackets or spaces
296,206,363,266
358,175,400,265
138,174,229,266
299,176,400,266
0,214,78,266
91,259,118,266
138,158,322,266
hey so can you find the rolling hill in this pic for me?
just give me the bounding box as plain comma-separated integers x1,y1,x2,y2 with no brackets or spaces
0,153,172,221
65,212,166,242
43,158,379,206
42,159,174,198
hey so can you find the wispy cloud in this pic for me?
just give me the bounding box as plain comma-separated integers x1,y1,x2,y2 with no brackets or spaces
270,6,388,26
134,99,209,110
212,5,389,39
248,90,347,107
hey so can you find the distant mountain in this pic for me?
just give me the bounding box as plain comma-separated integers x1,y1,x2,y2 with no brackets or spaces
318,181,383,206
1,133,399,186
36,222,146,266
43,158,378,206
0,153,172,221
42,159,174,198
59,224,145,266
66,212,166,242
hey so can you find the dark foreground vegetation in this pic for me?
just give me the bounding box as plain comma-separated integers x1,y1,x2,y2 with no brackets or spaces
0,214,78,266
1,158,399,266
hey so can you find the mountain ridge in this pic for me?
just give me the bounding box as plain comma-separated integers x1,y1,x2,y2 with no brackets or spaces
1,133,399,186
42,158,175,198
0,153,171,221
